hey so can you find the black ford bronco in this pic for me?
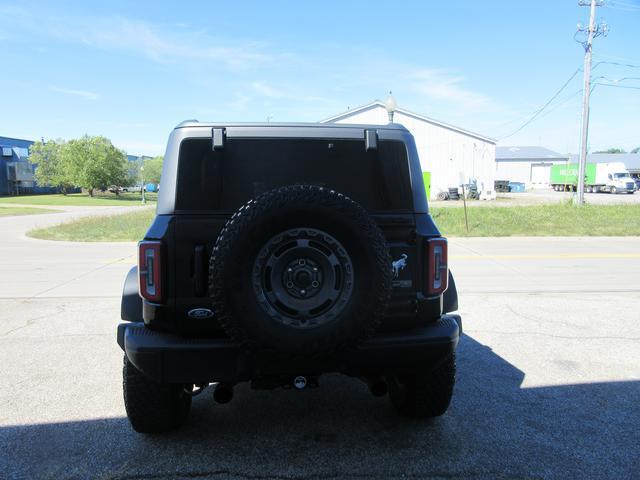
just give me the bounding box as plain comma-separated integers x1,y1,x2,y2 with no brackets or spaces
117,122,461,433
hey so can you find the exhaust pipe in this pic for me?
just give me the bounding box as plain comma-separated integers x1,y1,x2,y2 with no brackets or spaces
213,382,234,404
365,377,388,397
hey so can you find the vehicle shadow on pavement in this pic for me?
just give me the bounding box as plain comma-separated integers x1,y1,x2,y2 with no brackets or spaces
2,334,638,479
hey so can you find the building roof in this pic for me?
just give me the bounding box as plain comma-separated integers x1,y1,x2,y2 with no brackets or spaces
0,136,34,149
320,101,496,144
568,153,640,170
496,146,568,161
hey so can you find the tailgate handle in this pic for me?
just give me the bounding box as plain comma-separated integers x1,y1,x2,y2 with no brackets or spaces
194,245,206,296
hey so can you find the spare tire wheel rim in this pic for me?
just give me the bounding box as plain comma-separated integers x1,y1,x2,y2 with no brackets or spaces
252,228,354,329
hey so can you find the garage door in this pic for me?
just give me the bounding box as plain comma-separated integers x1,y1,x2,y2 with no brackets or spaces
531,164,551,184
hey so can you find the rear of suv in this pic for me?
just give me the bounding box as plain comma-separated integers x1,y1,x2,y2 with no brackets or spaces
118,122,461,433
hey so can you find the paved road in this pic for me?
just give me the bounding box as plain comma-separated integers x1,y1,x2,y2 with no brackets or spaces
0,211,638,479
0,206,139,298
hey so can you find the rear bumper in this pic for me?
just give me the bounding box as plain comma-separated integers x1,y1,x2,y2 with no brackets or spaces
117,315,461,384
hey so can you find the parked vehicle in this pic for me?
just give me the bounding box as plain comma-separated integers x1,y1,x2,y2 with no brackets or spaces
117,121,461,433
550,162,637,194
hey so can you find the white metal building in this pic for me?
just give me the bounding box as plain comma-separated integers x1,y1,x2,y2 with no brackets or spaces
495,146,569,187
321,101,497,200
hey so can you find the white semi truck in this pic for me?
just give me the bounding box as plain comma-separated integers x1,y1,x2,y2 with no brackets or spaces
550,161,637,194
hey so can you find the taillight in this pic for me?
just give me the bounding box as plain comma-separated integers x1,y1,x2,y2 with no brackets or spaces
139,240,163,302
426,237,448,296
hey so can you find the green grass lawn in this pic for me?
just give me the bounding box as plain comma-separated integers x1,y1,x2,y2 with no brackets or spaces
26,203,640,241
0,192,157,206
432,203,640,236
0,205,57,217
27,208,155,242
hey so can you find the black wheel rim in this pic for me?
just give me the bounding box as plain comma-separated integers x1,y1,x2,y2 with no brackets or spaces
252,228,354,329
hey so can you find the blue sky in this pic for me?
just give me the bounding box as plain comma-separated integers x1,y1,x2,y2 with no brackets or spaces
1,0,639,155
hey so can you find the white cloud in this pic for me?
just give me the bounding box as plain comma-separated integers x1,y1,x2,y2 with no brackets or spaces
1,6,273,69
409,68,490,108
50,86,99,100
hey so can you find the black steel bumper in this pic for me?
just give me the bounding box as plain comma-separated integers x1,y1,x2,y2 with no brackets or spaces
117,315,461,384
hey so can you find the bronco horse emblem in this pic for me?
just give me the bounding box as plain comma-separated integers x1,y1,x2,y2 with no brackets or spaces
391,254,408,279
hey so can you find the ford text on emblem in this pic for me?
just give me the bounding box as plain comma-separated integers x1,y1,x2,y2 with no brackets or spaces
188,308,214,319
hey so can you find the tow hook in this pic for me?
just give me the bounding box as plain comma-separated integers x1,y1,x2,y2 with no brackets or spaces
213,382,234,404
184,383,208,396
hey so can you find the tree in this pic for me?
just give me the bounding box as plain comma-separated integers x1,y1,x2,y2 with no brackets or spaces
631,147,640,154
143,156,163,185
28,139,74,193
594,148,626,154
60,136,128,196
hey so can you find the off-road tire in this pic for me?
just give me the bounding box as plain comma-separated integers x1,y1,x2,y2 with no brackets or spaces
388,353,456,418
209,185,392,356
123,355,192,433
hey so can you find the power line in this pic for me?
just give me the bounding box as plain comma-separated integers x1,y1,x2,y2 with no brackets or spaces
592,82,640,90
594,60,640,69
535,89,584,120
497,69,582,140
593,53,640,65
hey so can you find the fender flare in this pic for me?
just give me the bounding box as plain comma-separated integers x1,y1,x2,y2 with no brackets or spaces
443,271,458,314
121,266,143,322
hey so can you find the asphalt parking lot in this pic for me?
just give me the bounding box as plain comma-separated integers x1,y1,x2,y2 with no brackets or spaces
1,211,639,479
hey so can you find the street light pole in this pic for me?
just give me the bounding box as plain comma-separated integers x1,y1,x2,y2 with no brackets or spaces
385,91,397,123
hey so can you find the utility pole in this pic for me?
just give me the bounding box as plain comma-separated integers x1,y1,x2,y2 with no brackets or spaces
576,0,607,205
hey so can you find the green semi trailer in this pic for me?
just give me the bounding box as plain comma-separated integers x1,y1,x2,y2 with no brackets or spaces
550,162,636,194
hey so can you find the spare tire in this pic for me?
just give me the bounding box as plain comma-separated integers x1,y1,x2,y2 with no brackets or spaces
209,185,391,356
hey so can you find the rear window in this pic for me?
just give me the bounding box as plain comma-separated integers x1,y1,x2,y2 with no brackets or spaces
175,137,412,212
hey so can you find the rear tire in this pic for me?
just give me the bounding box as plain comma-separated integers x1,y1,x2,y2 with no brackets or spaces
388,353,456,418
611,186,617,194
123,355,192,433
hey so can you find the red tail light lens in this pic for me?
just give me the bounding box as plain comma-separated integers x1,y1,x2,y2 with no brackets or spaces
139,241,163,302
426,237,448,296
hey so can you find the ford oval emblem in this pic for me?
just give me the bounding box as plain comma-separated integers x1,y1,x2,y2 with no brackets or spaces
188,308,214,319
